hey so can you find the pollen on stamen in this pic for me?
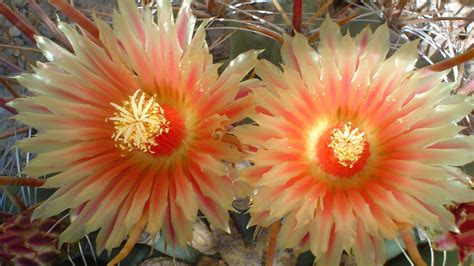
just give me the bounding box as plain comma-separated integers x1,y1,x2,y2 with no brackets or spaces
329,122,366,168
108,90,170,153
316,122,370,177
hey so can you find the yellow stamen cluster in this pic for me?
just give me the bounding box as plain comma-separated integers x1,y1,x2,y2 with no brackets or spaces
328,122,366,168
108,90,169,153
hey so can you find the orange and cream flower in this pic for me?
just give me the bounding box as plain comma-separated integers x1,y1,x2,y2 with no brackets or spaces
10,0,258,258
238,19,474,265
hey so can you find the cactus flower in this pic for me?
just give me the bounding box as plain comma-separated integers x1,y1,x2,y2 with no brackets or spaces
239,19,474,265
10,0,257,258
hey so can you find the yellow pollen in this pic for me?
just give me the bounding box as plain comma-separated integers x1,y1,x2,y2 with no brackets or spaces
328,122,366,168
108,90,169,153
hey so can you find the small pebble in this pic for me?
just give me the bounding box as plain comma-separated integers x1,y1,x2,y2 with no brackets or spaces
232,197,250,211
18,59,25,70
197,256,226,266
191,220,216,255
139,257,188,266
8,26,21,37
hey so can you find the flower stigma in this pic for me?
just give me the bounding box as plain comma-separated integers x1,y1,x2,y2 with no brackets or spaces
316,122,370,177
328,122,366,168
108,90,170,153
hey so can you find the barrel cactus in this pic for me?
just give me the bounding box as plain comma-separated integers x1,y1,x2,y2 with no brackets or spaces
0,208,65,266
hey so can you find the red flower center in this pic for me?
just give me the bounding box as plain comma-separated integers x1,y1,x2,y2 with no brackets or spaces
316,122,370,177
150,105,185,156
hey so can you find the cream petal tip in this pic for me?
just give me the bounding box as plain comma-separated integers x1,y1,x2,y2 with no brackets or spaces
5,100,14,108
31,206,46,221
394,40,420,63
319,16,342,37
223,224,231,234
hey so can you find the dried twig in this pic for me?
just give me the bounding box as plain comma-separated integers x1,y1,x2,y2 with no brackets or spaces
0,97,17,114
265,221,281,266
427,48,474,72
0,57,22,74
400,229,427,266
77,8,113,18
0,77,22,98
209,29,237,51
0,44,41,53
393,0,409,19
3,29,35,70
0,1,39,43
272,0,292,28
27,0,72,51
48,0,100,41
0,176,45,187
307,0,334,24
108,212,148,266
207,0,217,14
245,24,283,43
0,126,29,139
292,0,303,32
1,186,27,211
404,16,474,25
